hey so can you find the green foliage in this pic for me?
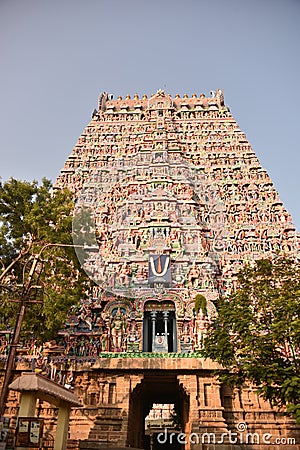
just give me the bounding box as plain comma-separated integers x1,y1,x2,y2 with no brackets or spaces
194,294,207,315
0,178,88,341
203,257,300,423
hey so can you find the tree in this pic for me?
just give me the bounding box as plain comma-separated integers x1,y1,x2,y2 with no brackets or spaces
0,178,88,342
202,257,300,423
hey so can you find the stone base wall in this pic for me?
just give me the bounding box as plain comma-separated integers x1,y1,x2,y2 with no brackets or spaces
1,358,300,449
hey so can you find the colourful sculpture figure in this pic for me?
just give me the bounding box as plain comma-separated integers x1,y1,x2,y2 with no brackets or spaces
187,264,200,288
110,308,125,352
194,309,208,350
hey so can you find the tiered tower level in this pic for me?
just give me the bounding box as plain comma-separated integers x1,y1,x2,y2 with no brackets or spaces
55,89,299,356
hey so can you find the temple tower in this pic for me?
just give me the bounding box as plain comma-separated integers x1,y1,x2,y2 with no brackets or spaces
53,89,300,449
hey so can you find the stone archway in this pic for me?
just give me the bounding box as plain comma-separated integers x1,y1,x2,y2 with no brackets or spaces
127,373,189,449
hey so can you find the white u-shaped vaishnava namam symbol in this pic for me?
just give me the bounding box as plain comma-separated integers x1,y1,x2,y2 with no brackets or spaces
149,255,170,277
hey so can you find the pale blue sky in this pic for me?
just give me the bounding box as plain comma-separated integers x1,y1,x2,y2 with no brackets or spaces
0,0,299,230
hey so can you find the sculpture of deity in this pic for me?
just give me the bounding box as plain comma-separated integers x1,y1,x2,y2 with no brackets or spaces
110,308,126,351
187,264,200,288
194,309,208,349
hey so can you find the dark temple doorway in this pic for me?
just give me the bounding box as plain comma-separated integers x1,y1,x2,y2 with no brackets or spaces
127,373,189,450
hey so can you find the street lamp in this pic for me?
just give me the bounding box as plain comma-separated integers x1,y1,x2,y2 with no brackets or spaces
0,243,87,417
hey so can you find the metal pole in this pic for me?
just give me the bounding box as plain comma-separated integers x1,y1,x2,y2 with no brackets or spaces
0,254,39,416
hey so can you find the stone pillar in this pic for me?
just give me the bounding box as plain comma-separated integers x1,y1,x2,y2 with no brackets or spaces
197,377,228,440
173,317,177,352
18,392,37,417
143,316,148,351
54,402,71,450
151,311,157,350
163,311,168,338
119,373,144,448
163,311,168,352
